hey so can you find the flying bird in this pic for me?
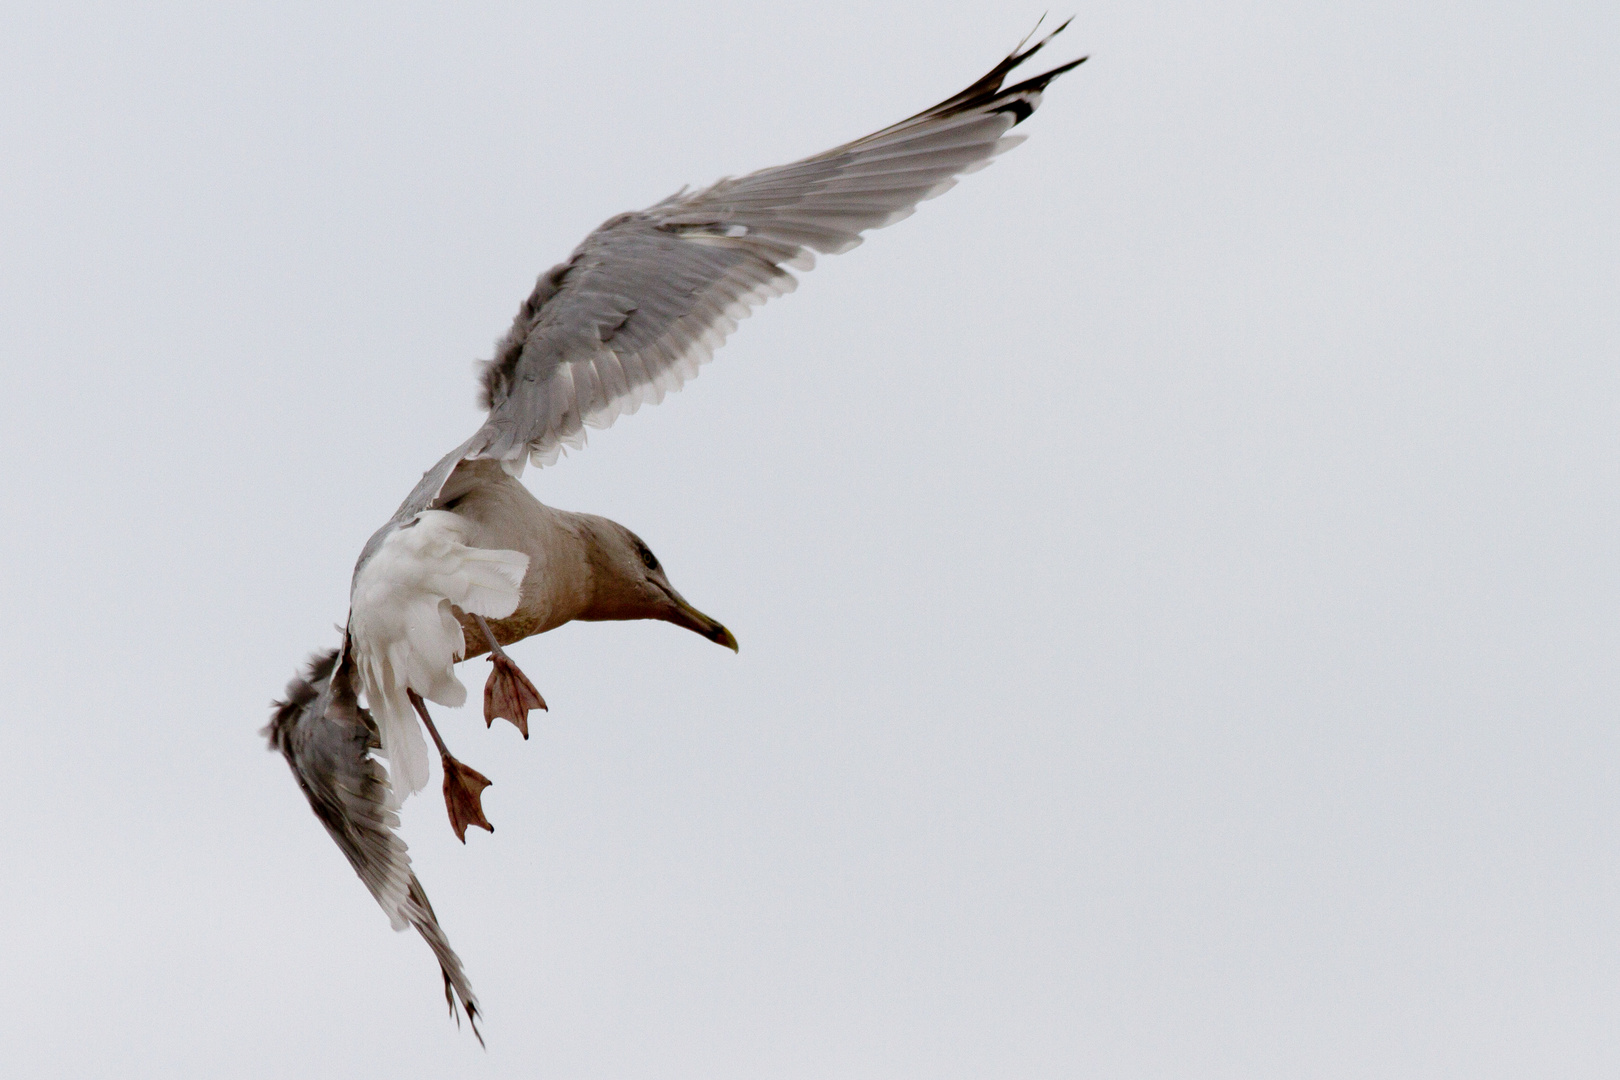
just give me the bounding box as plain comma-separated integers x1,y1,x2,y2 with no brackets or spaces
266,22,1084,1042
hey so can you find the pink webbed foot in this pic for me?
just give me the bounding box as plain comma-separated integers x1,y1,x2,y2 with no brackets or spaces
408,687,496,842
484,653,546,738
442,756,494,843
472,614,547,738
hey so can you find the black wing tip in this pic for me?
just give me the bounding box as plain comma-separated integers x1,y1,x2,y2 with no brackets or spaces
922,18,1084,127
1000,16,1086,95
1003,15,1080,78
444,970,486,1048
1011,14,1075,64
998,53,1088,123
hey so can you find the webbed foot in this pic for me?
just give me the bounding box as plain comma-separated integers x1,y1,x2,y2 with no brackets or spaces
472,614,547,738
442,756,493,842
408,687,496,842
484,652,546,738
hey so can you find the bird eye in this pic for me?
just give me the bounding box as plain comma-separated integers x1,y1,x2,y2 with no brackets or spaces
635,541,659,571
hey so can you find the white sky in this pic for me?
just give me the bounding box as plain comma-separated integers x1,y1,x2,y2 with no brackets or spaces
1,2,1616,1076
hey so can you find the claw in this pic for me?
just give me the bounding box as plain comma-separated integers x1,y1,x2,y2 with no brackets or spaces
483,651,546,739
442,756,493,843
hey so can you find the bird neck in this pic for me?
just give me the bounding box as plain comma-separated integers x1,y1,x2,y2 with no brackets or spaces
572,515,659,624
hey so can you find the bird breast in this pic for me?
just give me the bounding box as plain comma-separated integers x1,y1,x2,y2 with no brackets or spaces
438,466,596,654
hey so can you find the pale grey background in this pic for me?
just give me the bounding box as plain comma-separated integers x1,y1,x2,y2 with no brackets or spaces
1,2,1616,1076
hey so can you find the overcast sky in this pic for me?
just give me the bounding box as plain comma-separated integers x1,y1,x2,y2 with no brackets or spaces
2,2,1616,1076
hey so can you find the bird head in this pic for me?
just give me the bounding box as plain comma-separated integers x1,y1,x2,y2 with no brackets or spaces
579,516,738,651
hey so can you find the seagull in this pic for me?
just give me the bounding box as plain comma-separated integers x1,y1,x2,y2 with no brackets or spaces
265,22,1084,1042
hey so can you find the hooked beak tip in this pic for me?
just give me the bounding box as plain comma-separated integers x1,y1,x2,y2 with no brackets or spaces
711,624,740,653
666,593,739,653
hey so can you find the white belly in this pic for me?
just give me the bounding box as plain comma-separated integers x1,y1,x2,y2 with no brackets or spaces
349,509,529,803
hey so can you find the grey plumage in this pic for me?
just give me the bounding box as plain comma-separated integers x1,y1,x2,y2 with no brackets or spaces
267,21,1083,1040
264,648,483,1043
470,19,1085,471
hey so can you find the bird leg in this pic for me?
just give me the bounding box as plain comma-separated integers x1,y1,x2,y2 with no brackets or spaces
407,689,493,842
474,614,546,739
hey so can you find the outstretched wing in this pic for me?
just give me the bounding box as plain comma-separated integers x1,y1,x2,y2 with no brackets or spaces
469,21,1085,469
264,647,484,1044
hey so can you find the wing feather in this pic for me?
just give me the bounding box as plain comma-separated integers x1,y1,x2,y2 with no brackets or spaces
264,647,484,1044
465,23,1085,472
